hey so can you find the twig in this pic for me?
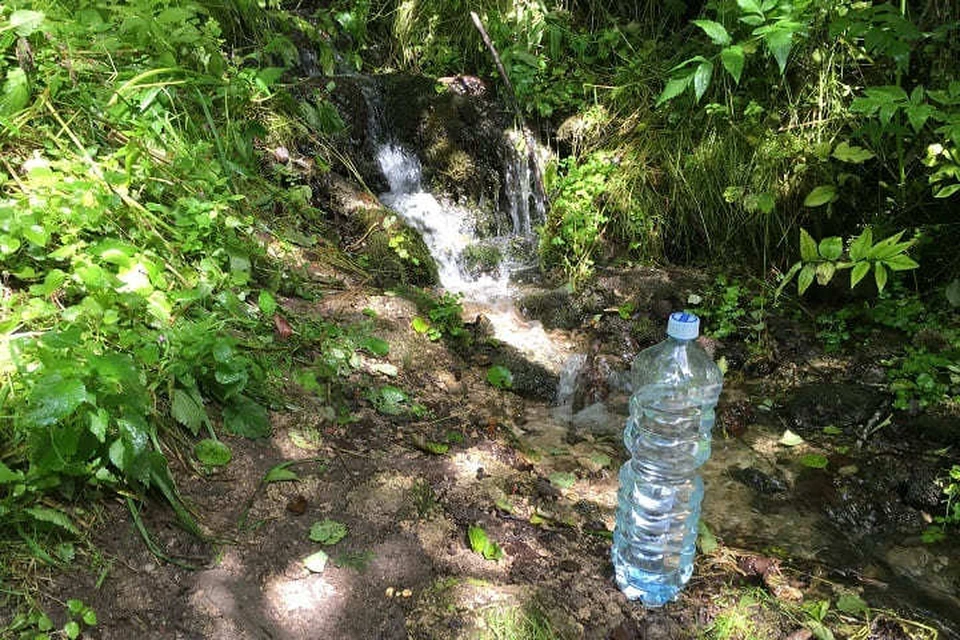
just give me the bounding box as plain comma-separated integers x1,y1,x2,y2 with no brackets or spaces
470,11,550,213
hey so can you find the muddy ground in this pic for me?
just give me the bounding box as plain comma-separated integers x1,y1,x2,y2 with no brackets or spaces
20,271,960,639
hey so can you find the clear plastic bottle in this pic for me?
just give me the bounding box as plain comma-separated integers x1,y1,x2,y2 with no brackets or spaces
611,312,723,606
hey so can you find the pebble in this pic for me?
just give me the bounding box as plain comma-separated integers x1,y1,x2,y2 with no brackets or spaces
385,587,395,598
142,562,156,573
401,588,412,598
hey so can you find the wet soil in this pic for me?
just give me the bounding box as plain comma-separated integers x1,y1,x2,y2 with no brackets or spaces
21,275,960,639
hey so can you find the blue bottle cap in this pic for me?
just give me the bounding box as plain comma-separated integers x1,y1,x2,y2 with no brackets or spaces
667,312,700,340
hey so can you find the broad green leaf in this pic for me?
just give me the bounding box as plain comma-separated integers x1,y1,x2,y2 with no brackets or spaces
411,316,431,334
10,10,45,36
798,263,816,295
656,73,693,107
692,20,731,45
422,441,449,455
756,192,775,214
779,430,804,446
905,104,934,132
866,231,909,260
24,507,80,535
264,462,299,483
764,28,793,75
883,254,919,271
359,336,390,357
194,439,232,466
65,621,81,640
816,261,836,286
818,237,843,261
934,183,960,198
804,185,837,207
697,520,718,554
468,525,503,560
25,374,90,427
832,142,875,164
807,621,835,640
737,0,763,14
720,46,745,84
799,228,818,262
309,519,347,545
848,228,872,261
303,550,328,573
822,426,844,435
368,385,409,415
799,453,829,469
836,593,869,616
0,461,24,484
946,279,960,307
171,388,208,436
693,61,714,103
850,262,871,288
258,290,277,316
486,365,513,389
875,263,888,291
1,68,31,116
222,395,271,438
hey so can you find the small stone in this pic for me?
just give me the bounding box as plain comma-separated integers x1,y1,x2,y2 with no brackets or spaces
142,562,156,573
401,588,413,598
385,587,395,598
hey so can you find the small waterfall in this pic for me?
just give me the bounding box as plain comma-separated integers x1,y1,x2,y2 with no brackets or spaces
503,126,547,237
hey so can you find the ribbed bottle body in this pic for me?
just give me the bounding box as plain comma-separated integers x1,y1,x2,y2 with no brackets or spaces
612,335,722,606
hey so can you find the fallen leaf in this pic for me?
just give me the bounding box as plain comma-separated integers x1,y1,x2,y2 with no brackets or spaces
273,313,293,339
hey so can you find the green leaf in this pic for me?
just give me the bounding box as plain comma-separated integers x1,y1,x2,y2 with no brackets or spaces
656,73,693,107
848,228,872,261
549,471,577,489
807,620,835,640
411,316,431,334
764,27,793,75
171,388,208,436
468,525,503,560
818,237,843,261
264,462,299,483
822,426,844,435
883,254,919,271
309,518,348,545
798,264,816,295
222,395,270,438
697,520,718,554
359,337,390,357
946,279,960,307
836,593,869,616
799,229,818,262
0,461,24,484
934,183,960,198
10,10,45,36
25,374,90,427
804,185,838,207
82,609,98,626
194,439,232,467
737,0,763,14
64,621,81,640
720,46,745,84
874,262,888,292
816,261,836,286
67,599,84,615
850,262,871,288
693,60,714,103
258,290,277,316
799,454,829,469
302,550,329,573
692,20,731,45
24,507,80,535
832,142,875,164
486,365,513,389
779,430,804,446
367,385,409,416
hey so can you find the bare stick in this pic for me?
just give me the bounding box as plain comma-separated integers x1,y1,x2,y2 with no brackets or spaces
470,11,549,213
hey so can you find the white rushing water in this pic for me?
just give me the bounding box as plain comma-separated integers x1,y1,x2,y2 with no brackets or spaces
376,139,570,372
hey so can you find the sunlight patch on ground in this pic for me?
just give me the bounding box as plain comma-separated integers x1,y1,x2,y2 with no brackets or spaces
464,299,574,373
266,573,337,614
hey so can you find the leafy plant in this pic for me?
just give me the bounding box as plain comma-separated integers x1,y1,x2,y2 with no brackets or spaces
309,518,348,545
486,365,514,389
467,524,503,561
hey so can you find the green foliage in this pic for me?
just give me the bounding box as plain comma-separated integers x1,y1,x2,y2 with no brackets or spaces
5,598,96,640
467,524,503,561
309,518,348,545
690,276,767,347
486,365,514,389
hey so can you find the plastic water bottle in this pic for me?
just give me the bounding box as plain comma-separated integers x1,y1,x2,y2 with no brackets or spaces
611,312,723,606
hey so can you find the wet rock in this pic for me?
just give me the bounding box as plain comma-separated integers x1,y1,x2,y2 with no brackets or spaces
729,467,787,495
785,382,886,435
884,545,958,602
519,288,583,330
